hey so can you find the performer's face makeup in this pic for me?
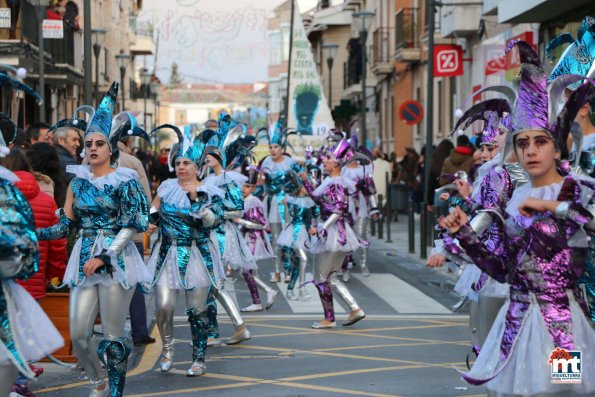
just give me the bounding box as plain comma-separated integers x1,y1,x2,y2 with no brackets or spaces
480,144,498,163
242,183,255,198
322,153,339,173
84,134,112,165
269,144,282,160
514,130,560,179
175,158,197,181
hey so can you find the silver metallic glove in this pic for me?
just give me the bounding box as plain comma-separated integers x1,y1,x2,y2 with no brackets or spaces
0,255,23,278
585,204,595,230
224,210,242,220
237,219,266,230
105,228,137,256
200,208,217,228
322,213,340,231
469,211,494,236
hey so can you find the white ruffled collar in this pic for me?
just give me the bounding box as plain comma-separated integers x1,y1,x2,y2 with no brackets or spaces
158,178,225,208
0,166,18,183
287,195,316,208
262,156,295,174
203,170,247,188
313,175,356,197
66,165,138,190
158,178,191,208
505,179,564,218
244,194,263,211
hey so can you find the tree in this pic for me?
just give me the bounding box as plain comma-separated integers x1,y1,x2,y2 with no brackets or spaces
170,62,182,85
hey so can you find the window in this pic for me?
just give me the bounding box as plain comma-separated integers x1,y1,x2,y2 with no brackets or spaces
269,31,281,65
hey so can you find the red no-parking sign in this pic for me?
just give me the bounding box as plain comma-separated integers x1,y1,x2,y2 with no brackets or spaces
399,100,424,125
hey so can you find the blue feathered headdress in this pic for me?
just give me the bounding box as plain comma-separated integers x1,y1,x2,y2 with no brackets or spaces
85,82,118,141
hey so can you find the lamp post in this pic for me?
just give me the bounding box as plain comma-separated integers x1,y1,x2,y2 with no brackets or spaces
352,11,375,148
140,69,151,134
150,80,160,150
322,43,339,110
91,28,106,107
115,53,130,112
35,0,50,121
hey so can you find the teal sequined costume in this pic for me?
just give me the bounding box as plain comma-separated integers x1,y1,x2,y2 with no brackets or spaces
0,169,63,380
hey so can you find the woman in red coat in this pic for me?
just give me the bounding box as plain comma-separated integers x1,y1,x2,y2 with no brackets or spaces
0,148,67,298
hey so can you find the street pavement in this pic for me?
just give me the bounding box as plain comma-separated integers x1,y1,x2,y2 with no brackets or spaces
28,218,487,397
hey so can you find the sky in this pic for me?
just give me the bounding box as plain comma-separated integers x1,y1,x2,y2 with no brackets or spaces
137,0,323,84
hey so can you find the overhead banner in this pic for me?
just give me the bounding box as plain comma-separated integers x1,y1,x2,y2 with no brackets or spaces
434,44,463,77
287,2,334,138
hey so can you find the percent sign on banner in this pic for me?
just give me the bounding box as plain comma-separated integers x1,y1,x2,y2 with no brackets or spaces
434,44,463,77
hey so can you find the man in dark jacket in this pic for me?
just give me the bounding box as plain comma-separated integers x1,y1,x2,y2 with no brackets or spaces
52,127,81,183
438,135,474,186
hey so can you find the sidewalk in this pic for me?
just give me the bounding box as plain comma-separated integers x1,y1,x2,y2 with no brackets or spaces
367,212,458,284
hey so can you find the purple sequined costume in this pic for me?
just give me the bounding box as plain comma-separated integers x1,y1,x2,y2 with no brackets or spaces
304,176,367,322
453,176,595,395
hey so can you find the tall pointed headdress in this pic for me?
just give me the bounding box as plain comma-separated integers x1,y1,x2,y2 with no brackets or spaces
256,117,301,152
152,124,207,172
85,82,118,141
547,16,595,90
506,40,595,156
49,105,95,133
108,111,150,161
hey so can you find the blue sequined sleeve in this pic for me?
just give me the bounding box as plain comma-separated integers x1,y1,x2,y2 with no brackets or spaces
117,179,150,232
205,193,225,228
0,180,39,280
223,183,244,212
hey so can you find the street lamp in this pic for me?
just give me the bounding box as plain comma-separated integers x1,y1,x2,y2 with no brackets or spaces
115,52,130,111
140,69,151,134
322,43,339,110
352,11,375,148
150,80,160,150
91,28,107,107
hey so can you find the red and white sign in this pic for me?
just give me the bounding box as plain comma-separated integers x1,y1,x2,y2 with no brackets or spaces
484,44,505,76
42,19,63,39
434,44,463,77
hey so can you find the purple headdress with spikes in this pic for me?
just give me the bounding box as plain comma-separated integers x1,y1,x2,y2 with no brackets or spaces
507,40,595,156
452,98,512,145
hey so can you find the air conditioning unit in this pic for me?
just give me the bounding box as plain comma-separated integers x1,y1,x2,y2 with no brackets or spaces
65,84,79,100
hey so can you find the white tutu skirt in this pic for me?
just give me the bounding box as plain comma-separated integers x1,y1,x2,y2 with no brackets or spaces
277,224,311,251
250,234,275,261
0,280,64,366
146,241,214,290
454,264,482,298
223,222,257,271
462,297,595,396
265,195,282,224
310,222,363,254
63,235,152,289
454,265,509,300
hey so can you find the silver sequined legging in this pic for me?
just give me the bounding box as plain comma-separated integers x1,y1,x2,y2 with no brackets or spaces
69,284,135,384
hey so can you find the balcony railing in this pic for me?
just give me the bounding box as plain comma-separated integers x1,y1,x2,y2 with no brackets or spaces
372,27,391,65
343,60,361,89
44,27,82,68
395,8,419,50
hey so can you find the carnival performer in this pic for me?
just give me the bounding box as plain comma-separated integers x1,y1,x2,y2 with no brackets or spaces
145,124,226,377
236,166,278,311
0,75,64,397
546,15,595,325
257,119,302,283
38,83,151,397
277,170,316,300
340,131,379,281
201,128,256,344
438,41,595,396
428,88,518,358
301,138,368,328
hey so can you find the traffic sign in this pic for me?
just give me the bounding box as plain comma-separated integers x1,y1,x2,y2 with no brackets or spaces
399,100,424,125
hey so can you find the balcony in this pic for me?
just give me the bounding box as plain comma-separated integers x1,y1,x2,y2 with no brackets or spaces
44,29,83,70
394,8,421,63
342,60,362,98
371,27,393,75
440,2,482,38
